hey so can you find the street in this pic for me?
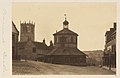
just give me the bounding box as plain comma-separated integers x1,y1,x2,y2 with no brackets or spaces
12,60,115,75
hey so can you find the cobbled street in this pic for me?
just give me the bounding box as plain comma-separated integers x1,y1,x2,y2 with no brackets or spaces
12,60,115,75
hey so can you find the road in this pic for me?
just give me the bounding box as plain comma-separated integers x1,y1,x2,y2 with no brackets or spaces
12,60,115,75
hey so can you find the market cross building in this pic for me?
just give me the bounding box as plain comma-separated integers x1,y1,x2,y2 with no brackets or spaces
44,15,87,66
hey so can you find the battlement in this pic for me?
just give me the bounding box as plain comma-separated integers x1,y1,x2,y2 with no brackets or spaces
20,21,35,26
20,20,35,42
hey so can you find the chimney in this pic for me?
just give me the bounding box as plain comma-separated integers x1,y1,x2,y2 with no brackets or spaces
50,40,53,46
43,38,45,44
113,22,116,30
110,28,114,32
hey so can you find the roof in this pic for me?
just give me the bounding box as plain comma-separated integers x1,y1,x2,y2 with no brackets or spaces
53,28,78,36
12,21,19,34
33,42,48,50
46,47,87,56
105,22,116,36
18,41,49,50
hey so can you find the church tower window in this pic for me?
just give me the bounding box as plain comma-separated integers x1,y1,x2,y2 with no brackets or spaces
27,25,31,32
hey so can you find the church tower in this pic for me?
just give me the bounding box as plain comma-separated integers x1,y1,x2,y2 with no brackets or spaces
20,21,35,42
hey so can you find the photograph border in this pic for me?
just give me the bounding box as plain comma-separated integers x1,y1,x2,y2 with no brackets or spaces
1,0,120,78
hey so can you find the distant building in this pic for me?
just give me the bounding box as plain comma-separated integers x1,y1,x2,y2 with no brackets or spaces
84,50,103,66
12,21,19,60
44,15,87,66
17,21,53,60
103,22,116,68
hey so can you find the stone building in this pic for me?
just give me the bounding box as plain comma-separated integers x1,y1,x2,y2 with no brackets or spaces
103,22,116,68
20,21,35,42
18,39,50,60
44,16,87,66
17,21,52,60
12,21,19,60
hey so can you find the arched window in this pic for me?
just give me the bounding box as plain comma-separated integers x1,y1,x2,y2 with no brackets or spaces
27,25,31,32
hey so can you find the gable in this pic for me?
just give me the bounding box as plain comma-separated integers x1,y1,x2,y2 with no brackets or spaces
12,21,19,34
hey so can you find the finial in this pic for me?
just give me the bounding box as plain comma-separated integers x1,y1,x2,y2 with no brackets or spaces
63,14,69,28
29,20,30,23
64,14,67,20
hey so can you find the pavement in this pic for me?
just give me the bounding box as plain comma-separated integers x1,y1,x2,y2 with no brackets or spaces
12,60,116,75
102,66,116,72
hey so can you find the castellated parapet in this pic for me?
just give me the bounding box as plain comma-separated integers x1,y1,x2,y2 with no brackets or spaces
20,21,35,42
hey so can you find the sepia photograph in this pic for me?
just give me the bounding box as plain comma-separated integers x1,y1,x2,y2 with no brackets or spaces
12,2,116,75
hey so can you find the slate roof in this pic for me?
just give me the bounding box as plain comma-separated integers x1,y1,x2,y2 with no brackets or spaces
17,41,48,50
33,42,48,50
53,28,78,36
46,47,87,56
105,22,116,36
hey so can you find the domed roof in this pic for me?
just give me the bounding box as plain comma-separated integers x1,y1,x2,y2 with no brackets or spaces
63,20,69,25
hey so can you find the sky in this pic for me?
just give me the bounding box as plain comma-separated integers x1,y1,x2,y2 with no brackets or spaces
12,2,116,51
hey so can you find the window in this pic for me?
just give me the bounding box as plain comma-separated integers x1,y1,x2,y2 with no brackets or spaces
33,47,36,53
54,37,57,43
27,26,31,32
60,36,66,43
23,26,27,33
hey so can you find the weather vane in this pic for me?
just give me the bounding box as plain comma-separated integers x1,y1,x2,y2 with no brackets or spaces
64,14,67,20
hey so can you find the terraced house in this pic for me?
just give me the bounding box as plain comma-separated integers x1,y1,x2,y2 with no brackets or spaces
103,22,116,69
